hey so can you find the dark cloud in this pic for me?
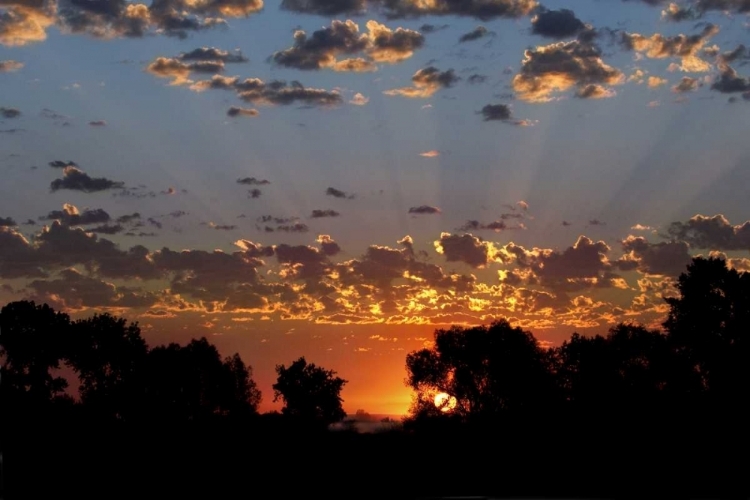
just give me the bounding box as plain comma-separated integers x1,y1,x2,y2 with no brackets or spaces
666,214,750,250
41,204,111,226
227,106,259,117
0,216,17,227
457,220,517,232
420,23,448,33
384,66,459,98
147,217,162,229
695,0,750,14
89,120,106,126
48,160,78,168
408,205,441,215
311,209,341,218
480,103,511,121
317,234,341,256
467,74,487,84
434,232,498,268
588,219,605,226
237,177,270,185
179,47,248,63
620,236,692,276
377,0,539,20
147,56,225,84
661,2,697,21
280,0,367,15
50,166,125,193
272,19,423,72
211,224,237,230
88,223,125,234
1,107,21,118
673,76,700,93
531,8,588,39
190,76,344,107
249,188,262,198
116,213,141,224
513,39,623,102
458,25,491,43
276,223,310,233
711,63,750,95
326,187,355,199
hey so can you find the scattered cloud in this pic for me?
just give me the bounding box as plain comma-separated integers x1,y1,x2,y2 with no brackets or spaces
326,187,355,199
349,92,369,105
409,205,441,215
458,25,492,43
311,209,341,218
0,60,23,72
50,166,125,193
384,66,459,98
419,150,440,157
227,106,259,117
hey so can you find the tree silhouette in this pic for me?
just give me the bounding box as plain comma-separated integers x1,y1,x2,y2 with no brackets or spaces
0,301,71,406
664,256,749,406
67,313,148,420
272,356,347,426
144,338,261,422
405,320,556,422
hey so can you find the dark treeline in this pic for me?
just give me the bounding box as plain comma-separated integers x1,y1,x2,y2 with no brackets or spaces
1,256,748,499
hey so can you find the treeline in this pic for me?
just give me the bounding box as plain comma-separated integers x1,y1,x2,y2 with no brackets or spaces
1,256,748,499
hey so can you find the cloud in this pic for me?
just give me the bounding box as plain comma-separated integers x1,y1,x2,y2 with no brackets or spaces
377,0,539,20
50,166,125,193
648,76,668,88
467,74,487,84
419,150,440,157
349,92,369,105
1,107,21,118
620,24,719,73
480,103,511,121
41,203,111,226
673,76,699,92
317,234,341,256
146,57,225,85
458,25,491,43
620,236,692,277
0,59,23,72
661,2,697,21
711,62,750,96
88,223,125,234
280,0,367,15
89,120,106,126
512,39,623,102
384,66,459,98
116,213,141,224
434,232,501,268
0,2,54,47
227,106,259,117
179,47,248,63
326,187,355,199
249,188,262,198
237,177,270,185
666,214,750,250
189,75,343,107
0,216,17,227
271,19,424,72
457,219,524,232
48,160,78,168
311,209,341,218
408,205,441,215
530,8,589,39
695,0,750,14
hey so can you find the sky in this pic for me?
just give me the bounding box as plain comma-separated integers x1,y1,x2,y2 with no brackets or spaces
2,0,750,415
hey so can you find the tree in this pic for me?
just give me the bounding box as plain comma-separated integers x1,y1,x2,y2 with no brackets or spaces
67,313,148,420
405,320,557,422
663,256,749,404
272,356,347,426
0,301,71,406
143,338,261,422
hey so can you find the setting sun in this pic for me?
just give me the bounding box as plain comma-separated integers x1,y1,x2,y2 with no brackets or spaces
434,392,457,412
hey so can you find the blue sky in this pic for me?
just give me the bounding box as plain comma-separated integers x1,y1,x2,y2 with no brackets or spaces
2,0,750,413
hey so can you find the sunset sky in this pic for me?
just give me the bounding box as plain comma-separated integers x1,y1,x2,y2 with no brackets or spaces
2,0,750,415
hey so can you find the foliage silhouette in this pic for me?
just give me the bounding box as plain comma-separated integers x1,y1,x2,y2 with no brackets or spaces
272,356,347,426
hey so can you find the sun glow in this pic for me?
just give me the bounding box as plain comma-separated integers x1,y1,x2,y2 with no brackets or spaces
433,392,457,413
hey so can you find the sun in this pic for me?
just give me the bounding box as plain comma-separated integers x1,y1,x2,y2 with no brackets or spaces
433,392,457,412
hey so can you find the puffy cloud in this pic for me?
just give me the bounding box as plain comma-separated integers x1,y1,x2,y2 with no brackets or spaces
317,234,341,256
667,214,750,250
41,203,111,226
146,57,225,85
512,39,623,102
620,24,719,73
620,235,692,277
711,62,750,96
0,59,22,71
349,92,369,105
179,47,248,63
190,75,343,107
480,103,511,121
384,66,459,98
648,76,668,88
50,166,124,193
434,232,501,268
672,76,699,92
661,2,697,21
272,19,423,72
530,8,589,39
227,106,259,117
575,84,616,99
0,2,54,46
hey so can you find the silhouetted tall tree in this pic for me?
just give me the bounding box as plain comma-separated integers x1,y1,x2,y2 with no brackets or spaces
272,356,347,426
67,313,148,420
0,300,71,406
405,320,557,422
664,256,749,407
